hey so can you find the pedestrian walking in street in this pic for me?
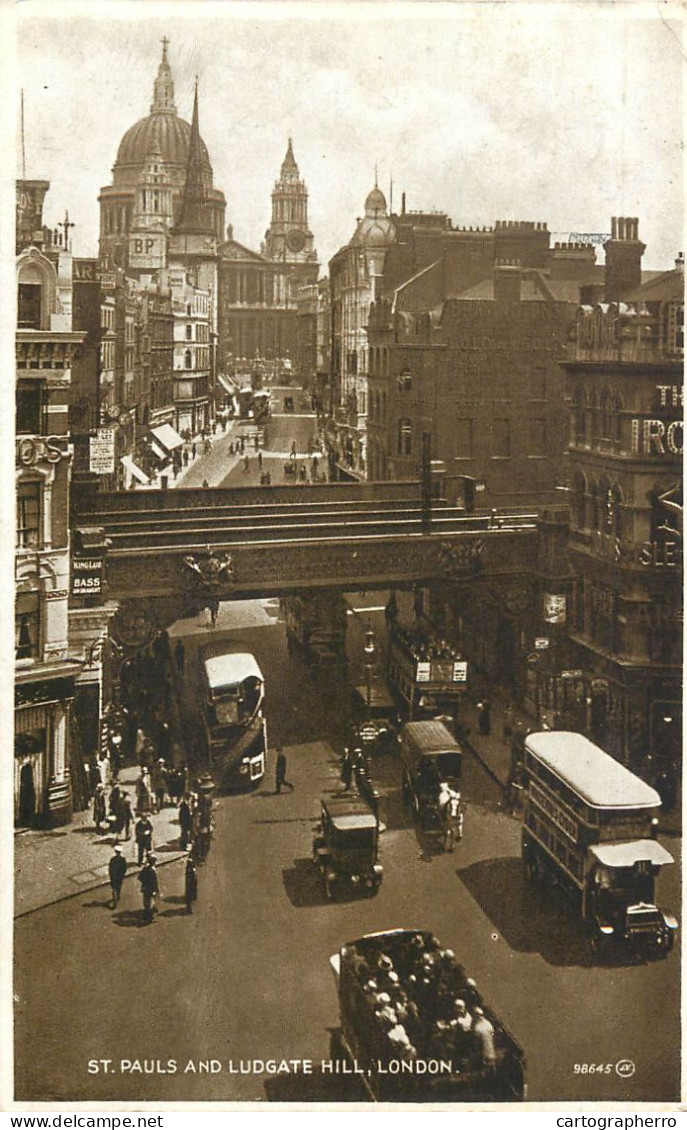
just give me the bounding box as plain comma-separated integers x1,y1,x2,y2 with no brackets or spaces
257,451,263,470
502,704,514,743
135,726,147,759
243,455,249,473
121,792,135,840
134,813,154,864
152,759,168,812
240,437,245,454
184,853,198,914
179,794,194,850
109,733,123,782
138,855,159,920
183,448,189,467
290,440,297,459
254,433,259,451
191,442,197,460
109,781,122,818
93,784,107,833
275,746,294,793
478,700,491,737
229,442,234,455
108,845,127,908
88,757,102,797
135,768,152,814
340,748,353,791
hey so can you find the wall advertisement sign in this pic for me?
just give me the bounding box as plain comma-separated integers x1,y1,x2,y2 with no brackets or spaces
89,429,116,474
71,556,104,596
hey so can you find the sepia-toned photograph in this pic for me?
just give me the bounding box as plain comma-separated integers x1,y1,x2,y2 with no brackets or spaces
7,0,683,1110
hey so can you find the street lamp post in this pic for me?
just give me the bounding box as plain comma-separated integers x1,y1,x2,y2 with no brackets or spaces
364,626,376,717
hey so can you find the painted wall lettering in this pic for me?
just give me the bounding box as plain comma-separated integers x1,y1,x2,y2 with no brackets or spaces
630,418,683,455
16,436,64,466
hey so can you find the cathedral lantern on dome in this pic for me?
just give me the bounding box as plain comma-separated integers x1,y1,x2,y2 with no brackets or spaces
98,38,226,270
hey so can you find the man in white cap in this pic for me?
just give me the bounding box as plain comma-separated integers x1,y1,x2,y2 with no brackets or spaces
108,845,127,908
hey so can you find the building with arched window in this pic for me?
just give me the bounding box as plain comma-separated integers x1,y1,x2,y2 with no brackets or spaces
328,182,395,479
562,264,683,796
15,182,87,827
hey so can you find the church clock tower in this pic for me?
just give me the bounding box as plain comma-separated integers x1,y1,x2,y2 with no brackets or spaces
263,139,318,270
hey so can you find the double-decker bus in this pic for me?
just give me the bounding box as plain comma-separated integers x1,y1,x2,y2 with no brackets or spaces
387,618,468,721
521,731,677,958
200,645,267,790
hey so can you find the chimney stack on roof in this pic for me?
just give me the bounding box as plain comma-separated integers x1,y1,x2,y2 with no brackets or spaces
604,216,645,301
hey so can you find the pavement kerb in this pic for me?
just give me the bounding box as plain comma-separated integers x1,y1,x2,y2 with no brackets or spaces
14,846,187,920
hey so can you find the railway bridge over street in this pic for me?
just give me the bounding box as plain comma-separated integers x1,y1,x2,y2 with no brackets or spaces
72,479,563,654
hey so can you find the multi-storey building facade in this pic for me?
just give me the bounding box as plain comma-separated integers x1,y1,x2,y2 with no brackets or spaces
166,267,211,435
15,182,85,826
561,261,683,789
367,257,577,505
329,183,394,478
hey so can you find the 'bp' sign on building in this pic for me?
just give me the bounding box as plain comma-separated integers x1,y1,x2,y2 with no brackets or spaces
89,429,116,474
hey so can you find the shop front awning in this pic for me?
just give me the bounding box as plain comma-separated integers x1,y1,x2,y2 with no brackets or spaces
151,423,184,451
590,840,674,869
217,374,237,395
148,439,168,461
120,455,149,484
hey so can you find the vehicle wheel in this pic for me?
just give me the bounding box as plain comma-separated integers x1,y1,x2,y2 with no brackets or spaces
649,930,674,959
411,793,420,821
324,875,336,901
401,774,410,804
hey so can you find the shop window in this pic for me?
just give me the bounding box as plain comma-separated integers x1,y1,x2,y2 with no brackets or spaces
16,592,40,660
398,418,413,456
492,418,511,458
186,324,193,341
17,481,41,548
455,418,474,459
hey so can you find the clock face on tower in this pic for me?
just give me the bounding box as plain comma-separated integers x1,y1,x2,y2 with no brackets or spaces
286,230,306,253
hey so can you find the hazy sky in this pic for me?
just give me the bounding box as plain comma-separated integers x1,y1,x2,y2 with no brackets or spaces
11,0,685,269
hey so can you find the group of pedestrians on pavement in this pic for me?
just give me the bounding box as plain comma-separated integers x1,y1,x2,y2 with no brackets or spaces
103,771,211,920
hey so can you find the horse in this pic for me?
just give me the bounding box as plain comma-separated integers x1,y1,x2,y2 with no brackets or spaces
439,790,463,853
